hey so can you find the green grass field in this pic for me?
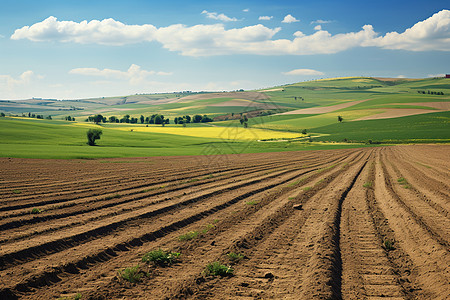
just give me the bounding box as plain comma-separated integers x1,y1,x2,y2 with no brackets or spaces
1,77,449,159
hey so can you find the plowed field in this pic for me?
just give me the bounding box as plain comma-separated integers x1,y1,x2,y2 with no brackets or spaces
0,145,448,300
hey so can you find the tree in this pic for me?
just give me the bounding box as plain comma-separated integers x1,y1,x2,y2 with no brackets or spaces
140,115,145,124
301,129,307,135
338,115,343,123
87,129,102,146
192,114,202,123
109,116,117,123
0,112,5,117
184,115,191,123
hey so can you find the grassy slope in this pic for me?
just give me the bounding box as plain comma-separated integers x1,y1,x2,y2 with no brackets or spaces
1,77,449,158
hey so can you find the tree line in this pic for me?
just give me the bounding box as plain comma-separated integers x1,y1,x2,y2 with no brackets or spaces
417,90,445,95
86,114,214,125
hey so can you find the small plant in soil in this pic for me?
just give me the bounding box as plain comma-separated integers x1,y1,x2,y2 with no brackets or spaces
303,186,312,191
31,208,41,214
246,200,258,206
363,181,373,188
383,239,395,251
204,261,234,277
118,265,145,283
12,189,22,194
397,177,411,189
58,293,82,300
179,231,199,241
227,252,244,263
142,249,180,266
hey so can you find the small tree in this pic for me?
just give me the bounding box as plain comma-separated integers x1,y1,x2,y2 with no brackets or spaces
0,112,5,117
87,129,102,146
338,115,343,123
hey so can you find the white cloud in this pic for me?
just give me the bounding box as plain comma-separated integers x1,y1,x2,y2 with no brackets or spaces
10,10,450,56
396,75,406,78
369,10,450,51
427,73,445,78
259,16,273,21
314,25,322,31
283,69,324,76
201,10,238,22
282,14,300,23
243,8,249,12
311,20,333,24
0,71,43,99
69,64,172,85
11,16,156,45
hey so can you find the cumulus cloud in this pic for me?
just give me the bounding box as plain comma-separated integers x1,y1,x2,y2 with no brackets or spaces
201,10,238,22
282,14,300,23
11,16,156,45
243,8,249,12
259,16,273,21
368,10,450,51
10,10,450,56
283,69,324,76
69,64,171,85
427,73,445,78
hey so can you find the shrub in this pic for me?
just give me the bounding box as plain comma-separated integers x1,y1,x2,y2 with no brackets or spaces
383,239,395,251
31,208,41,214
227,252,244,263
118,265,144,283
204,262,233,277
142,249,180,266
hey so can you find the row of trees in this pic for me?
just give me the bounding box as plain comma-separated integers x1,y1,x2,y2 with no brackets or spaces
417,90,445,95
174,114,213,124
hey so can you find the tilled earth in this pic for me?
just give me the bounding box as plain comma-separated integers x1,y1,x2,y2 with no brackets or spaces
0,145,448,299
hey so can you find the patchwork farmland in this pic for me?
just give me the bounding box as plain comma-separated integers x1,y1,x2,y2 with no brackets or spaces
0,145,448,299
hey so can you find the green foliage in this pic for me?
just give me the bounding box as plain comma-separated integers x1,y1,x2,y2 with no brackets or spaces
142,249,180,266
178,231,199,241
246,200,259,205
303,186,312,191
12,189,21,194
204,262,234,277
397,177,411,189
118,265,144,283
31,208,41,214
86,128,103,146
57,293,82,300
227,252,244,263
363,181,373,188
383,239,395,251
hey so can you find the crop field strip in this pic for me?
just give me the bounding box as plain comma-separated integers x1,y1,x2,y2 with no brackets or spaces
0,145,448,299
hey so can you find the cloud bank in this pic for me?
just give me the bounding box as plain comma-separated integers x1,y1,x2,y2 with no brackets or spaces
11,10,450,56
283,69,324,76
69,64,171,85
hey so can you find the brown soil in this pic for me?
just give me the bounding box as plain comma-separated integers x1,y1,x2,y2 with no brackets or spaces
0,145,448,300
278,99,370,115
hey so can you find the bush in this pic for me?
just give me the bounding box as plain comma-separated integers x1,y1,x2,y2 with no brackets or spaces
227,252,244,263
118,265,144,283
383,239,395,251
31,208,41,214
204,262,234,277
142,249,180,266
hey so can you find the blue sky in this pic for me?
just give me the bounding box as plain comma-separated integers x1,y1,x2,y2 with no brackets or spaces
0,0,449,99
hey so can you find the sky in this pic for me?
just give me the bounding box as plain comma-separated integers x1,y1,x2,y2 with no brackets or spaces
0,0,449,100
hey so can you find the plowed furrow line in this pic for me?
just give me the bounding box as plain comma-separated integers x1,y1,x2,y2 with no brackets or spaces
0,156,341,297
386,149,450,215
167,150,371,299
374,154,450,299
0,159,326,243
380,159,450,249
0,153,350,237
340,155,406,300
0,163,323,270
0,155,323,210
